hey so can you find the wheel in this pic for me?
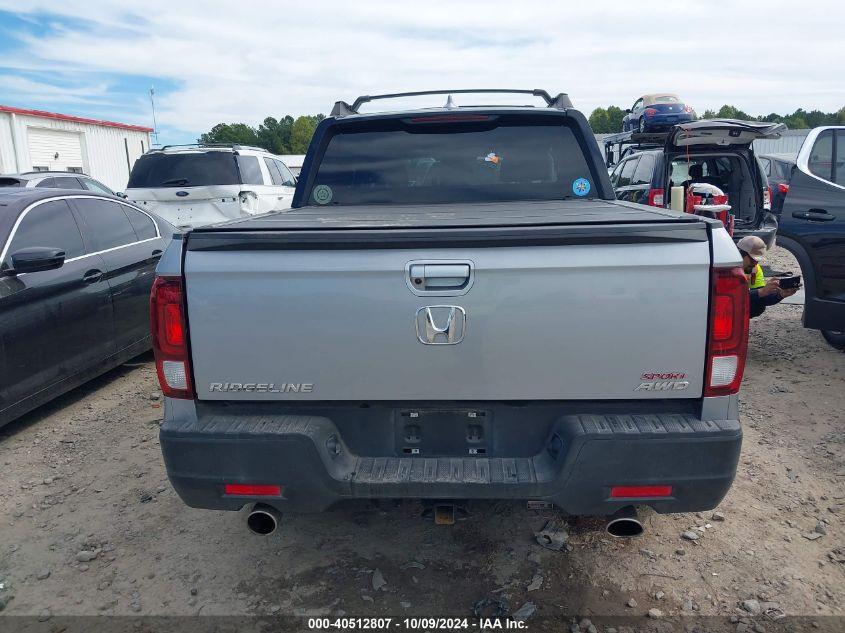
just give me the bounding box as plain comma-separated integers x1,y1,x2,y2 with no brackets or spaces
638,117,647,133
821,330,845,350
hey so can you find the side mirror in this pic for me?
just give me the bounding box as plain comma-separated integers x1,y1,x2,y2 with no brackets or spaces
115,191,128,199
625,109,632,114
6,247,65,275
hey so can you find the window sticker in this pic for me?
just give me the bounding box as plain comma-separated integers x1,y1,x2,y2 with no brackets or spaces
572,177,591,196
312,184,333,205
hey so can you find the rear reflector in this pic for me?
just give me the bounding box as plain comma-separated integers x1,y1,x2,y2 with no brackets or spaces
150,276,194,399
224,484,282,497
610,485,672,498
704,267,749,397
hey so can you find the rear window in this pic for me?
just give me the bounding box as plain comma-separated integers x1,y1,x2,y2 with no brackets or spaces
237,155,264,185
306,116,597,206
128,152,239,188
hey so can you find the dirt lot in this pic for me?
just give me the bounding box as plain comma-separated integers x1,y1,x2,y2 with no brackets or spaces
0,247,842,632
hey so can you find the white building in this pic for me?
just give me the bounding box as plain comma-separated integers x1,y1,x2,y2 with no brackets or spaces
0,105,153,192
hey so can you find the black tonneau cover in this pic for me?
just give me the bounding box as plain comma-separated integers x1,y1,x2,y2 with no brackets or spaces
186,200,710,250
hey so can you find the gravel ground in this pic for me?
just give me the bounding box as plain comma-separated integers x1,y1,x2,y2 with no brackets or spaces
0,247,842,632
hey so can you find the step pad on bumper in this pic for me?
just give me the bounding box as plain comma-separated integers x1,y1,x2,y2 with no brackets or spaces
353,456,536,485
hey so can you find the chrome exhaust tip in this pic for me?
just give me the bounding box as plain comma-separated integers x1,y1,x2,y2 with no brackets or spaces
606,506,644,538
246,503,282,536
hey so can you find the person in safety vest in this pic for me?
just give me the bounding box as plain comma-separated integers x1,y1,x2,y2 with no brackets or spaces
736,235,799,318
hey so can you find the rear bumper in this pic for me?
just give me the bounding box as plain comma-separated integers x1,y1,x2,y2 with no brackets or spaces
160,400,742,516
645,114,695,129
734,214,778,250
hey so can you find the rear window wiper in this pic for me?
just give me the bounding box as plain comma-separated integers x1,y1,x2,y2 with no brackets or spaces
162,177,190,186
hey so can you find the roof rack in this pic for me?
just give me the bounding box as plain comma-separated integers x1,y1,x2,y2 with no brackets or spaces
602,130,669,167
151,143,266,153
330,89,573,117
19,170,90,176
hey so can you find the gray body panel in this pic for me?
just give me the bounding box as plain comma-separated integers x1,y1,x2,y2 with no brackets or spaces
185,238,711,401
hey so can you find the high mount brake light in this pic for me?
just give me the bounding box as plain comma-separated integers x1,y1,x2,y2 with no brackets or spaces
150,276,194,399
704,267,749,397
407,114,493,123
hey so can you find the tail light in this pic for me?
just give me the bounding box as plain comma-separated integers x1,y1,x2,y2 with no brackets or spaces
763,186,772,211
778,182,789,194
683,105,694,113
645,108,657,117
704,267,749,397
150,276,194,399
647,188,664,207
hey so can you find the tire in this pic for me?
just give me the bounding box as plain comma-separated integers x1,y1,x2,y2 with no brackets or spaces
821,330,845,351
638,117,646,133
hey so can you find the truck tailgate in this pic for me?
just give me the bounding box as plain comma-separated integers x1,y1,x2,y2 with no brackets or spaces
184,213,711,401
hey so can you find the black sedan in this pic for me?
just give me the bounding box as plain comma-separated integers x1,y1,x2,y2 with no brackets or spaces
0,189,175,427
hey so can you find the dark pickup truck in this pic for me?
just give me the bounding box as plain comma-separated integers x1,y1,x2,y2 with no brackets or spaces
152,90,749,535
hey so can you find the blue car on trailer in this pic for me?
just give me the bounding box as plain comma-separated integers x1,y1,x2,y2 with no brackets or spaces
622,93,696,133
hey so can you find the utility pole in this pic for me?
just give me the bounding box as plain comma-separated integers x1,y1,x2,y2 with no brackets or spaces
149,86,158,144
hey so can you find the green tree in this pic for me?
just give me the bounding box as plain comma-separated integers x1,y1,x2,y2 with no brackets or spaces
289,115,320,153
588,107,610,133
715,105,750,120
256,116,295,154
198,114,325,154
198,123,260,146
605,106,626,133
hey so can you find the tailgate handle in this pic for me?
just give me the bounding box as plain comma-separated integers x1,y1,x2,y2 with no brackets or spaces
409,263,471,291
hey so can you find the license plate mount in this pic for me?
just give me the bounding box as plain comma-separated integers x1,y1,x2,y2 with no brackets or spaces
395,409,492,457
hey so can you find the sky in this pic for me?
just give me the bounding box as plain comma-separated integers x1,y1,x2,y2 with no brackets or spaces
0,1,843,145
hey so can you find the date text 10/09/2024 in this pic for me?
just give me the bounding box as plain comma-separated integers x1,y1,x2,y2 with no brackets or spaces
307,618,528,630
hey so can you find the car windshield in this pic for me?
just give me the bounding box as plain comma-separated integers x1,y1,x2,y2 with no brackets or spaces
128,152,240,188
306,115,597,206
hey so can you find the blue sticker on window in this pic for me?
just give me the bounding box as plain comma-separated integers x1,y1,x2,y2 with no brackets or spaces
572,178,591,196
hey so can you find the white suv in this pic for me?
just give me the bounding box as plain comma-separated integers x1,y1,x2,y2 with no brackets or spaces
125,144,296,228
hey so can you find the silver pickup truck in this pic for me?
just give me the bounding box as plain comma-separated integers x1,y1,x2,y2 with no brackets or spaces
153,90,749,535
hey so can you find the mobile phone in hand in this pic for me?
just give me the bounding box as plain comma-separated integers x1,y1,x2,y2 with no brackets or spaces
779,275,801,289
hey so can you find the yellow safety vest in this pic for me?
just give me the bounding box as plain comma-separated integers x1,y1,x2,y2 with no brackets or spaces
749,264,765,289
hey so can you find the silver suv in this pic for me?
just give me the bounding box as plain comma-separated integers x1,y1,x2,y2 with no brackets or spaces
0,171,115,195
